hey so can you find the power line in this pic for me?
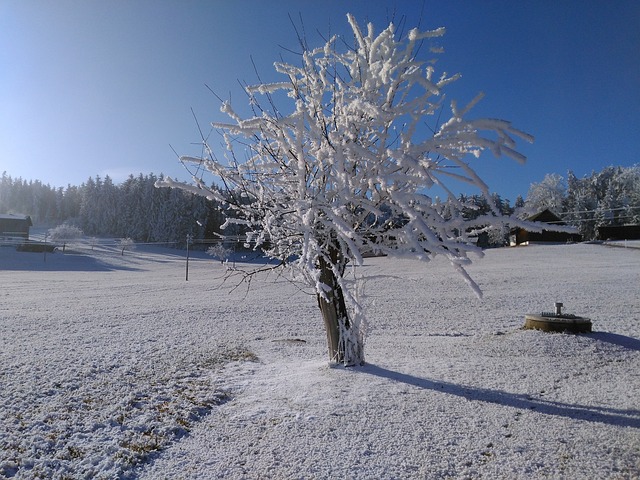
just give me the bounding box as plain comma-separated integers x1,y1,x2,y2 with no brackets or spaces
560,205,640,217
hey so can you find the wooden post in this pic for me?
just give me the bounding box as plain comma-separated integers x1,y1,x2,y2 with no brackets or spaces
185,234,192,281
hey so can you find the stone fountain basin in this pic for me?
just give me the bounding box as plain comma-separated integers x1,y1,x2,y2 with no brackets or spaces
524,313,592,333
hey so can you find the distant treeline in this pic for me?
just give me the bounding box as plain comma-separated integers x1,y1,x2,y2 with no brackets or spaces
0,172,227,247
1,165,638,246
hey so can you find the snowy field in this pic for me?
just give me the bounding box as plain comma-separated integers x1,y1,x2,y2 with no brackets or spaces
1,242,639,479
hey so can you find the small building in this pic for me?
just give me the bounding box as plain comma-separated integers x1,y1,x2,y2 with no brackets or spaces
510,209,581,246
0,214,33,240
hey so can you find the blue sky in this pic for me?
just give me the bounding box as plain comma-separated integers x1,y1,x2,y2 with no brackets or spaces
1,0,638,202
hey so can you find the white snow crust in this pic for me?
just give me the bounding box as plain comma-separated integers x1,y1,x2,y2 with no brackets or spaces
1,242,639,479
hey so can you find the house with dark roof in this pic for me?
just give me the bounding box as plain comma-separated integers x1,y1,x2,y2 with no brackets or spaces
0,214,33,240
510,208,581,246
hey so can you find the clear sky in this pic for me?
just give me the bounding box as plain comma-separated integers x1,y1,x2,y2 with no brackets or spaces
1,0,638,202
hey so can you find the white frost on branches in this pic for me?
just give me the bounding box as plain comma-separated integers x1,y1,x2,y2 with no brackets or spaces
159,14,533,364
526,173,566,215
118,237,136,256
207,243,232,263
48,223,84,252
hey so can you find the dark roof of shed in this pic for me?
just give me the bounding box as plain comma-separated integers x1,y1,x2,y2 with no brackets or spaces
526,208,565,225
0,214,33,225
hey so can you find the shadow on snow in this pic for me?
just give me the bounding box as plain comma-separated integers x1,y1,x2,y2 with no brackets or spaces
362,363,640,429
0,250,141,272
586,331,640,352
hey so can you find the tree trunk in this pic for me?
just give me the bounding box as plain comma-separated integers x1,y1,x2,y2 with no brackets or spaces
317,247,364,366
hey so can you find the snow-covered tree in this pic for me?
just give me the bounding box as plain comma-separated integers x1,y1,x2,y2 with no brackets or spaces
486,223,509,247
207,243,232,263
525,173,566,215
48,223,83,252
118,237,136,256
159,14,533,365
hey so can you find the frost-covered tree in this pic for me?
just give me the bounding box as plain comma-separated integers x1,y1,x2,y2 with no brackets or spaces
160,14,533,365
207,243,232,263
118,237,136,256
48,223,83,252
525,173,566,215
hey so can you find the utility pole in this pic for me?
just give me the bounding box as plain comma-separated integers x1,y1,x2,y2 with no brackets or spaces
186,220,204,281
185,233,193,281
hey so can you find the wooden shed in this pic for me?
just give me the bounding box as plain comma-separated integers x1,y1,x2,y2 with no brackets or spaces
510,209,581,246
0,214,33,239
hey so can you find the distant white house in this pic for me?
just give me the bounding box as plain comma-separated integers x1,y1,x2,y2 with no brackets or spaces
0,214,33,239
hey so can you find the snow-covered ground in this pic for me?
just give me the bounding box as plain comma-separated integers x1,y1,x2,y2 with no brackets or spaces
1,242,639,479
